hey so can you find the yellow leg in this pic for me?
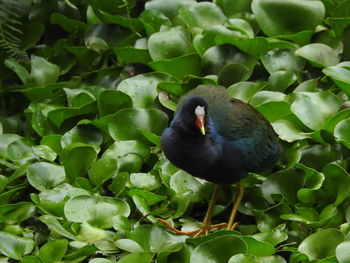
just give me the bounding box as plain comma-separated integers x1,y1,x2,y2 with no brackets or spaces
227,182,244,230
157,184,227,236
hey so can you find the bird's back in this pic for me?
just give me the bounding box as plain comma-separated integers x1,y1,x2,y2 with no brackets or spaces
181,85,282,173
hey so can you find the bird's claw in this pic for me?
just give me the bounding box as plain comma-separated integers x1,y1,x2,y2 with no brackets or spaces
157,218,227,237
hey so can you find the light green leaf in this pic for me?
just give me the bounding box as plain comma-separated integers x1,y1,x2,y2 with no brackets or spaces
0,232,34,260
295,43,340,68
27,162,65,191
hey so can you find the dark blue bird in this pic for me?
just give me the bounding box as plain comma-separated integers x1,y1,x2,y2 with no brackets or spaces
160,85,281,236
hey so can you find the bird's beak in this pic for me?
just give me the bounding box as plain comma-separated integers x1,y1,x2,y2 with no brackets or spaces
195,115,206,135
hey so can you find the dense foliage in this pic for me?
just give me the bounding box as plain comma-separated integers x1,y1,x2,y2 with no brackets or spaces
1,0,350,262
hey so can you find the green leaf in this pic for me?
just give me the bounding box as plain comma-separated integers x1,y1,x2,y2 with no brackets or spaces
336,241,350,263
323,62,350,97
148,26,192,60
298,229,344,261
64,195,130,229
0,202,35,224
61,125,103,149
178,2,226,30
97,89,132,117
295,43,340,67
228,82,265,103
291,91,342,131
0,232,34,260
88,158,117,187
116,253,155,263
60,144,97,182
4,59,29,84
117,73,170,108
128,225,185,253
130,173,161,191
114,47,151,65
39,239,68,263
334,118,350,149
108,108,168,143
39,215,79,240
228,254,257,263
190,235,247,263
261,48,305,74
27,162,65,191
148,53,201,79
27,55,60,86
252,0,325,36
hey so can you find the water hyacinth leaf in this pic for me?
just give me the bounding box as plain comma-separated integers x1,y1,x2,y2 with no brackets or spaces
0,134,21,159
178,2,226,30
4,59,29,84
298,229,344,261
0,232,34,260
88,158,117,186
190,236,247,263
117,73,170,108
39,239,68,263
256,101,292,122
334,118,350,148
97,90,132,117
267,71,297,92
32,145,57,162
64,195,130,229
0,202,35,224
22,256,42,263
291,91,342,131
336,241,350,263
323,62,350,97
26,55,60,86
148,26,192,60
108,108,168,143
228,254,257,263
250,91,286,106
262,169,306,204
112,215,131,232
226,19,254,38
294,78,319,93
102,140,150,161
261,48,305,74
145,0,196,19
51,12,87,34
259,256,287,263
116,253,155,263
149,54,201,79
323,163,350,205
114,46,151,65
252,0,325,36
252,224,288,246
114,239,145,253
47,101,98,127
272,119,309,142
61,125,103,149
38,183,89,217
39,215,79,240
218,62,250,87
170,170,204,203
40,134,62,154
27,162,65,191
295,43,340,68
129,173,161,191
63,88,95,108
228,82,265,103
128,225,185,253
89,259,112,263
7,138,34,162
78,222,112,243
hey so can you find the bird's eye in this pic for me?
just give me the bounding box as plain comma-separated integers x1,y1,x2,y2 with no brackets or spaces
195,105,205,117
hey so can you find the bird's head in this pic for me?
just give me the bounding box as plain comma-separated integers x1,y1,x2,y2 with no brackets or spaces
176,96,208,136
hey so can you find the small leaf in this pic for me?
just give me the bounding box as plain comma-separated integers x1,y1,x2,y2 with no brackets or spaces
0,232,34,260
298,229,344,261
27,162,65,191
336,241,350,263
27,55,60,86
97,90,132,117
295,43,340,68
64,195,130,229
334,118,350,149
39,239,68,263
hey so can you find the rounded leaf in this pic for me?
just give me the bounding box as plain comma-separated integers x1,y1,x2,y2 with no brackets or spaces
148,26,192,60
295,43,340,68
252,0,325,36
334,118,350,149
108,108,168,143
27,162,65,191
64,195,130,229
190,236,247,263
336,241,350,263
298,228,344,261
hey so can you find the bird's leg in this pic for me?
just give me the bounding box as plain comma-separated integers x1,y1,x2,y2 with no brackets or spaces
157,184,227,236
193,184,222,237
227,182,244,230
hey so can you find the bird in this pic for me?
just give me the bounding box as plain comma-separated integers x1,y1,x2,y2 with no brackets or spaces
159,85,282,237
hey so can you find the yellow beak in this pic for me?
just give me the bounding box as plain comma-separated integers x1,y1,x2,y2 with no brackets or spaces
196,115,206,136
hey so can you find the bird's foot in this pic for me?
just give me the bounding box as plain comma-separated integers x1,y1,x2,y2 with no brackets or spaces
157,218,227,237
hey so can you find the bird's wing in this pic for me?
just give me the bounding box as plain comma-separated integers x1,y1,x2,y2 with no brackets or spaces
215,98,281,172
